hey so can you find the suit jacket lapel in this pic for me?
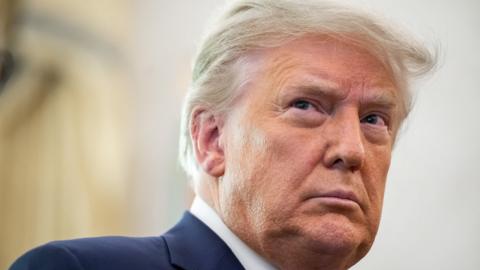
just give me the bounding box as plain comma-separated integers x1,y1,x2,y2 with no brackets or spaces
163,211,244,270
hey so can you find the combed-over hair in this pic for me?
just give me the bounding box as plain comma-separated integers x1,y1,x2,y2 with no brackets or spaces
179,0,437,177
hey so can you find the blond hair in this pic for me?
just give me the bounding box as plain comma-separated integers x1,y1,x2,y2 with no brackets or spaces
179,0,437,177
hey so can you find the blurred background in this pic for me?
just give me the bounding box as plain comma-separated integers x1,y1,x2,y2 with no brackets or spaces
0,0,479,269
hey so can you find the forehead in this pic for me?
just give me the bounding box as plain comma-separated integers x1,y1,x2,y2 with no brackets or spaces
240,36,399,104
272,37,393,86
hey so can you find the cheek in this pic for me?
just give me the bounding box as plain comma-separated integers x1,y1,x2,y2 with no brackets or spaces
224,121,314,209
222,122,270,202
363,147,392,217
245,125,322,214
261,123,323,175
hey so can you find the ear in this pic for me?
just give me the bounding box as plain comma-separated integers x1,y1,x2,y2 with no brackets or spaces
190,108,225,178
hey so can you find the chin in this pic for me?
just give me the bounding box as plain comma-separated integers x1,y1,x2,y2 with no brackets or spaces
301,214,371,257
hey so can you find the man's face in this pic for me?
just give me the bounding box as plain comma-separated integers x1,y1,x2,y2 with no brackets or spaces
217,36,401,268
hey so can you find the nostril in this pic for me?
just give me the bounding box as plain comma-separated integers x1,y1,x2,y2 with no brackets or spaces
332,158,343,167
329,149,364,171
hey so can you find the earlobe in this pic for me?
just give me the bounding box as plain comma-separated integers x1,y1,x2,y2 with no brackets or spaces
191,108,225,178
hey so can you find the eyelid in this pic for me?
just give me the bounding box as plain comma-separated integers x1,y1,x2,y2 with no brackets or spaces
289,98,325,113
361,112,390,127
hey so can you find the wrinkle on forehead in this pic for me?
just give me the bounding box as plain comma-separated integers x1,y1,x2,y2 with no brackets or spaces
253,35,398,104
273,37,393,82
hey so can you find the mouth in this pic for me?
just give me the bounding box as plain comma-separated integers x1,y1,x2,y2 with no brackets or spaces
306,190,361,209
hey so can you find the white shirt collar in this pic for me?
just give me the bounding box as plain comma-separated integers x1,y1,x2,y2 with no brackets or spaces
190,196,277,270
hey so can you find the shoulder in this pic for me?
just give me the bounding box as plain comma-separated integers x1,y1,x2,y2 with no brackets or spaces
9,236,174,270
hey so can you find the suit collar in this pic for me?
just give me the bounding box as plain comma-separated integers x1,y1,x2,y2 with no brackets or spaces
163,211,244,270
190,197,277,270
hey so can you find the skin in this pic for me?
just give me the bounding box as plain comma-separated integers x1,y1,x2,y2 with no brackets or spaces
192,35,402,270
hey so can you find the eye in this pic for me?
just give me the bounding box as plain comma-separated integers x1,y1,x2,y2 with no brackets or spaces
284,98,327,127
361,114,387,126
291,99,316,110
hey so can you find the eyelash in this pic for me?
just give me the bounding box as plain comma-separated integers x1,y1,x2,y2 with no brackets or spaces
289,99,389,127
290,99,317,110
360,114,388,127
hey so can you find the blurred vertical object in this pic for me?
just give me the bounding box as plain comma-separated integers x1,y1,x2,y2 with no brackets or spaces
0,50,14,89
0,0,9,45
0,0,14,90
0,0,133,268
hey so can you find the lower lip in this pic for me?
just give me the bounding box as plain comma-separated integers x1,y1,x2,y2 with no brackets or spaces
308,196,360,209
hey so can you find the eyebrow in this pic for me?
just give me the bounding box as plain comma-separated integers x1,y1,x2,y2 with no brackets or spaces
284,76,345,100
360,90,398,109
284,79,399,110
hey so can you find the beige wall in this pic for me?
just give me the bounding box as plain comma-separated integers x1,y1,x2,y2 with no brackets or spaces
0,0,133,268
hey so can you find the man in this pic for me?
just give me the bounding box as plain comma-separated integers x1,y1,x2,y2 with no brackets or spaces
10,0,436,269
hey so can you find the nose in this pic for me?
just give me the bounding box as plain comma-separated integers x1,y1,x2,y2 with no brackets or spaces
323,109,365,171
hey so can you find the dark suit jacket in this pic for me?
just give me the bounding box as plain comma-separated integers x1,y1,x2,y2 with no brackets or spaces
9,212,245,270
